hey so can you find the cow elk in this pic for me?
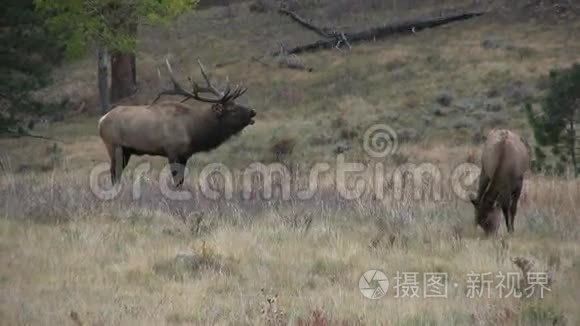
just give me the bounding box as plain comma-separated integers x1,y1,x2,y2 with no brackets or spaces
98,58,256,187
469,129,530,237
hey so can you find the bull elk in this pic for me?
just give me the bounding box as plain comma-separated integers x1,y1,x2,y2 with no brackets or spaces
98,58,256,187
469,129,530,236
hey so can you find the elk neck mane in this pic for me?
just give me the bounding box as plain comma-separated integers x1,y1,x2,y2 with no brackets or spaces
158,101,243,152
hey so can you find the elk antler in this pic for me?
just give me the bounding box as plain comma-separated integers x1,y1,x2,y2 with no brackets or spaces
151,58,221,105
151,57,247,105
195,60,248,103
193,60,224,98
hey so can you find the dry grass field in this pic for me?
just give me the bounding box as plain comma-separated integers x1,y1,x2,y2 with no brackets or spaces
1,1,580,325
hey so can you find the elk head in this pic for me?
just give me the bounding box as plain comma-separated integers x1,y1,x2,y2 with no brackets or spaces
153,57,256,131
469,192,502,237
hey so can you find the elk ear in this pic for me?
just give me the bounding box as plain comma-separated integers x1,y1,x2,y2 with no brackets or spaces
212,103,225,116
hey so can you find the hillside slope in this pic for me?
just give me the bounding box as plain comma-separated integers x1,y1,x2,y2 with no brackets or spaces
4,2,579,172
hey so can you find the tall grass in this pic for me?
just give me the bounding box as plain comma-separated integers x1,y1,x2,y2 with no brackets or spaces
0,165,578,325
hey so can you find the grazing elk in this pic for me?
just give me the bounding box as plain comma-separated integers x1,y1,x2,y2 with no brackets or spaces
469,129,530,236
98,58,256,187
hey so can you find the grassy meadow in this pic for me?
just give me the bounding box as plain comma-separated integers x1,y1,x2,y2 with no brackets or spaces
1,1,580,325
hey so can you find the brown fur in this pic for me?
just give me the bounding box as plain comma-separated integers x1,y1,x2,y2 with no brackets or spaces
470,129,530,236
98,100,255,186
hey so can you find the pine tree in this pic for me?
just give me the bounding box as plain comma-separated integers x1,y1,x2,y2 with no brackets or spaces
0,0,65,138
526,63,580,177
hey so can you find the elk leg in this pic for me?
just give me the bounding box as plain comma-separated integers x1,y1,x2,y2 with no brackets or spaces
508,185,522,233
110,146,131,185
103,142,118,185
168,157,187,188
122,147,132,170
501,200,510,234
110,146,124,185
109,160,117,185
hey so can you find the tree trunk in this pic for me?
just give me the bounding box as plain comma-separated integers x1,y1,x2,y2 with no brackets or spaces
97,44,110,114
105,2,138,104
110,50,137,103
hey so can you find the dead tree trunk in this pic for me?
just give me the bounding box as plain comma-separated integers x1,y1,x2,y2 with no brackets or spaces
97,44,110,114
274,11,485,56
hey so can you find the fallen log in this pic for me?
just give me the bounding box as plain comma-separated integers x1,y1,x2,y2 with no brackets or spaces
278,8,337,38
273,11,485,56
